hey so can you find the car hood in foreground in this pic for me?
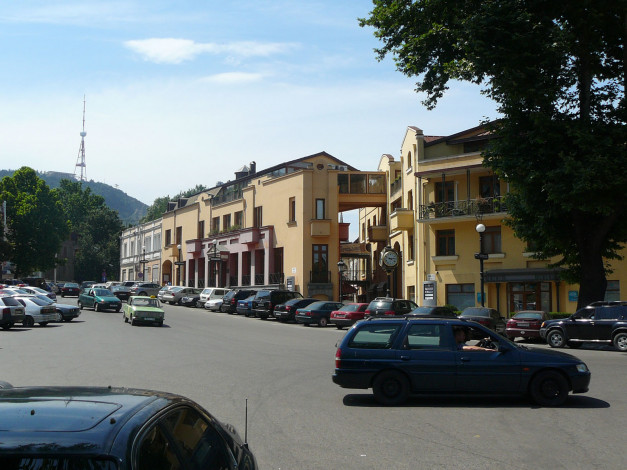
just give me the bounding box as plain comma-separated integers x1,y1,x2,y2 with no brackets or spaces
515,344,583,363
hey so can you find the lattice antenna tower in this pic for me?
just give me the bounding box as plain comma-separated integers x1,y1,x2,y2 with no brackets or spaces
74,96,87,182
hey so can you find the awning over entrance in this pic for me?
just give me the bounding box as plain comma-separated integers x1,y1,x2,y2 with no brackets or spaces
485,268,563,283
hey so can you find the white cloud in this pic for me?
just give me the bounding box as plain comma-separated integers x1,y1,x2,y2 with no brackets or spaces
124,38,297,64
200,72,264,84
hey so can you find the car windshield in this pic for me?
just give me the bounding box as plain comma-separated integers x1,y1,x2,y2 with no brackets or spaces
65,283,79,288
26,297,49,306
93,289,112,296
133,298,160,307
513,312,544,320
306,301,327,310
169,287,183,293
36,295,54,304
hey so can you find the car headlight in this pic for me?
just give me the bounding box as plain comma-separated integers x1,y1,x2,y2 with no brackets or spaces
576,363,588,373
540,322,546,328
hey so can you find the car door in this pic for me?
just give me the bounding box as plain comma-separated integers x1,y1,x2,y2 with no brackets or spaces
397,323,456,392
580,307,619,341
562,308,595,340
453,325,521,393
83,289,95,308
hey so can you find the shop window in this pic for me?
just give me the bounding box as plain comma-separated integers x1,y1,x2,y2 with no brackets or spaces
446,284,475,310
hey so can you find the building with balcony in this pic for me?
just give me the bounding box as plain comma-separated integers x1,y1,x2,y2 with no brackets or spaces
160,152,387,301
120,219,162,283
360,124,626,314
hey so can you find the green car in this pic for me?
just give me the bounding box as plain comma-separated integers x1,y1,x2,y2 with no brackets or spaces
78,288,122,312
123,296,165,327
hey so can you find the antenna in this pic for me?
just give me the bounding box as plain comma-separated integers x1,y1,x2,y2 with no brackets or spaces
74,95,87,182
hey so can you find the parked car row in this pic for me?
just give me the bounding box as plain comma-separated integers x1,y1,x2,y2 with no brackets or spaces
0,292,80,328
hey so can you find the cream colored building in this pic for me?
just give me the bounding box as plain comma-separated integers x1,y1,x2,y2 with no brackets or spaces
360,124,625,314
160,153,387,300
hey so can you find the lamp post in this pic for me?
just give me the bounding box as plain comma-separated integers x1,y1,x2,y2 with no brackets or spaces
337,259,347,303
176,244,182,286
140,246,147,282
206,239,218,287
474,223,487,307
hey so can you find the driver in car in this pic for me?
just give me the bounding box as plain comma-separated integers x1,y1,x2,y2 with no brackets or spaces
454,327,495,351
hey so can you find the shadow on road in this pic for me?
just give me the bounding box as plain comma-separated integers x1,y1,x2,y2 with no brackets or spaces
342,393,610,409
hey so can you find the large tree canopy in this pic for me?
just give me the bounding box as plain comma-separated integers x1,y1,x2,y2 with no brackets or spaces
0,167,69,277
360,0,626,308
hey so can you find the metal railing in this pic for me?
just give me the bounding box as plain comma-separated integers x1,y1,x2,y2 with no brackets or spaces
418,196,507,220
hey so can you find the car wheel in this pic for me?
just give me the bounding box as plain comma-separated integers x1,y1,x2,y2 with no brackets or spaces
157,321,163,327
567,341,582,349
546,329,566,348
507,336,516,341
39,322,48,327
139,291,147,296
115,308,120,313
318,317,328,327
61,293,65,297
131,316,136,326
2,324,11,330
124,314,128,323
613,332,627,352
77,301,83,310
336,325,344,330
63,317,73,322
302,323,309,327
529,370,569,406
95,303,101,312
373,370,410,406
23,316,35,328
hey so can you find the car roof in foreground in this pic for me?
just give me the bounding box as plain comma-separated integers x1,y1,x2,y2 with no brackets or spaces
0,386,184,455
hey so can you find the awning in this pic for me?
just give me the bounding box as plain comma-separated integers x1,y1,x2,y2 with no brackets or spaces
485,268,563,283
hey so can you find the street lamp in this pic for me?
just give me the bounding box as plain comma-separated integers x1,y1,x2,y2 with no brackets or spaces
206,239,219,287
139,245,147,282
337,259,347,303
176,244,182,286
475,223,487,307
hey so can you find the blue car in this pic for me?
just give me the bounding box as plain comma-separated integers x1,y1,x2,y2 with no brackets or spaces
0,384,258,469
333,317,591,406
237,294,257,316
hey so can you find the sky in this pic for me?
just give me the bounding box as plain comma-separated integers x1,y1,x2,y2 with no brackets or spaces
0,1,499,235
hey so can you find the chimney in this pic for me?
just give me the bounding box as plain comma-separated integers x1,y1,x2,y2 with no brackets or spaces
249,161,256,175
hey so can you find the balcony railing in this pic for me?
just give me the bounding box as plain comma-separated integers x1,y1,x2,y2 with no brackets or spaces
254,274,265,285
269,272,284,284
241,275,251,286
310,270,331,283
419,196,507,220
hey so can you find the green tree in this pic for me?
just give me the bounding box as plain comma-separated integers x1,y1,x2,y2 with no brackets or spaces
0,167,69,277
360,0,626,308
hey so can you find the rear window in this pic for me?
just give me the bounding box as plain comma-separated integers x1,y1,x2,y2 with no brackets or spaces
368,301,392,310
0,297,20,306
461,308,489,318
255,291,271,300
348,324,403,349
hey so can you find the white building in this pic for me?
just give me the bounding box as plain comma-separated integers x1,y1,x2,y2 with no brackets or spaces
120,219,162,283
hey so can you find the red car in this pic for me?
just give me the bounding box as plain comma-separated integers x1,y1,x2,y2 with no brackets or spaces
506,310,552,341
329,303,369,329
60,282,80,297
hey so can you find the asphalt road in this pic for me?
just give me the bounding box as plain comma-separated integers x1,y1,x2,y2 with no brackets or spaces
2,299,625,470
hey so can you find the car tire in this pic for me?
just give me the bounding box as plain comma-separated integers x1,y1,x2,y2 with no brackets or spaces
139,291,147,296
63,317,72,322
613,332,627,352
318,317,328,327
124,314,128,323
567,341,582,349
61,293,65,297
78,301,83,310
40,322,48,327
115,308,120,313
95,303,101,312
23,316,35,328
131,316,136,326
1,324,11,330
157,321,163,327
336,325,344,330
373,370,410,406
546,329,566,348
529,370,569,406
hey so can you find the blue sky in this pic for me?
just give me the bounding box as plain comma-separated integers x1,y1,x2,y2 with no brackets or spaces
0,1,498,222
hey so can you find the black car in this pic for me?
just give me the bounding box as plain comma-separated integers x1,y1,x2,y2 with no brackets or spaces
110,285,131,301
221,289,257,314
0,385,258,469
540,301,627,351
333,317,591,406
252,290,303,319
294,301,344,327
273,298,318,322
459,307,506,335
364,297,418,317
409,305,458,318
60,282,80,297
180,293,201,307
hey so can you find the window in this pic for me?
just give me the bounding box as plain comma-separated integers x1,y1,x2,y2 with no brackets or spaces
211,217,220,233
338,174,349,193
254,206,263,228
123,242,127,258
312,244,328,282
479,175,500,198
165,230,172,246
175,226,182,245
130,241,135,257
407,285,416,303
407,190,413,210
435,181,455,203
482,226,502,253
223,214,231,231
605,280,620,302
408,231,415,261
446,284,475,311
350,175,367,194
289,197,296,222
369,174,385,193
348,323,403,349
154,233,161,250
144,236,152,252
436,230,455,256
198,220,205,239
405,324,446,350
315,199,325,220
234,210,243,228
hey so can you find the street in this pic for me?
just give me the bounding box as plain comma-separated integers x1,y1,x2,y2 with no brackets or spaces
2,300,625,470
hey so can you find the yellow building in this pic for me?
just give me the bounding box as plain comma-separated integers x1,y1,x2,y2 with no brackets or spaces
360,124,625,315
160,153,387,300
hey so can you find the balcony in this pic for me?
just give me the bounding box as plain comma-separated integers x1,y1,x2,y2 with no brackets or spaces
389,209,415,231
368,225,388,242
186,240,202,254
310,219,331,237
418,196,507,221
240,228,260,244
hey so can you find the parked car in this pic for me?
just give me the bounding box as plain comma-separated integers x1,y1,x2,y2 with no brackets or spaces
274,298,319,322
0,296,25,329
540,301,627,351
364,297,418,317
109,285,132,301
129,282,161,297
237,295,257,316
506,310,551,341
408,305,458,318
221,289,257,313
333,317,591,406
0,384,258,469
329,302,369,329
459,307,507,335
60,282,80,297
31,294,81,322
162,287,203,305
80,281,97,291
180,292,202,307
20,286,56,301
252,290,303,319
12,295,58,327
197,287,231,308
78,288,122,312
157,285,174,301
205,297,225,311
295,301,344,327
123,296,165,326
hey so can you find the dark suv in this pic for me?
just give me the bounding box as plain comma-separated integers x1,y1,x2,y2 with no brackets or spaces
333,317,591,406
220,289,257,314
364,298,418,317
252,290,303,319
540,301,627,351
273,298,318,322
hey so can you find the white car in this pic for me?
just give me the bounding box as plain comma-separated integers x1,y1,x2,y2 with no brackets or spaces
197,287,231,308
12,295,58,327
204,298,224,311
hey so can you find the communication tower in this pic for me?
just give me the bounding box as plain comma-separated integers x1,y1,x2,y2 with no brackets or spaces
74,96,87,181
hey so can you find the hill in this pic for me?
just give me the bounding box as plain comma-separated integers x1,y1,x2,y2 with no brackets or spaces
0,169,147,225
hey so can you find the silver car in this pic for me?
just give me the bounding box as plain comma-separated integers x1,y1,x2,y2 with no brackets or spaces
0,296,26,329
